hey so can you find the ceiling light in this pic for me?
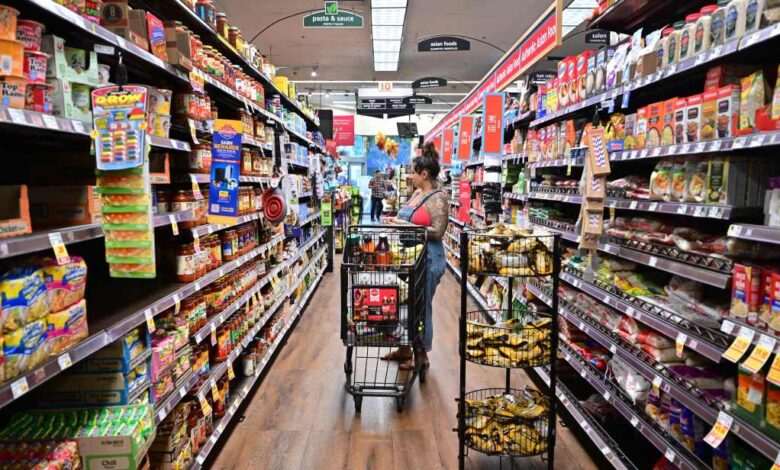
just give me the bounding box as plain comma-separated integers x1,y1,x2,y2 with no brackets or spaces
373,51,399,62
373,40,401,52
325,90,331,97
310,70,317,77
372,25,403,40
374,62,398,71
372,8,405,25
372,0,407,7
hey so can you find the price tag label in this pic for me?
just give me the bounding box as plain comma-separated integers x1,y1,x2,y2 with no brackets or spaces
639,149,649,159
704,411,734,448
722,327,755,362
676,204,688,215
187,118,200,144
652,376,663,393
676,332,687,358
169,214,179,235
190,174,204,200
651,147,662,157
721,320,735,335
609,344,617,354
648,256,658,267
173,294,181,315
742,334,776,373
227,359,235,380
210,323,217,346
145,309,156,333
629,200,638,210
602,390,611,401
211,381,220,401
728,225,743,237
7,108,26,124
179,387,187,398
71,120,85,133
733,137,747,149
199,395,212,416
157,409,166,422
48,233,70,265
194,282,202,292
649,202,658,211
695,142,707,153
41,114,59,130
57,352,73,371
10,377,29,399
580,368,587,378
664,448,676,463
750,134,767,147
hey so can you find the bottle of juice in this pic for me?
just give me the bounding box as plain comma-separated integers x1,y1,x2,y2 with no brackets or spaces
375,234,391,266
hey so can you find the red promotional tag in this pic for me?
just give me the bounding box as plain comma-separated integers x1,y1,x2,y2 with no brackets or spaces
458,115,475,160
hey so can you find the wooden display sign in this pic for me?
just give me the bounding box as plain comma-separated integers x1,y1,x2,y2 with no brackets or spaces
578,232,600,250
583,209,604,235
585,172,606,199
586,127,611,176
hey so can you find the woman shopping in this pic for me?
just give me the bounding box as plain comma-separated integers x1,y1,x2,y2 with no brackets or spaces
382,142,449,371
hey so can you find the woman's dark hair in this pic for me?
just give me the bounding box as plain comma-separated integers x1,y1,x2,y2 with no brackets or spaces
412,142,441,180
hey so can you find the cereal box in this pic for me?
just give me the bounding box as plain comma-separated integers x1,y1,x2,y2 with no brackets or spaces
685,94,702,142
576,51,594,104
760,268,775,331
661,98,677,146
646,101,663,148
700,88,720,141
585,52,597,98
716,85,740,139
731,263,761,323
558,58,569,108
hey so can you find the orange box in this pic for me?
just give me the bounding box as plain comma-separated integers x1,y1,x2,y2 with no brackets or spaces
29,186,100,229
0,185,31,239
646,101,663,148
701,88,720,140
661,98,677,146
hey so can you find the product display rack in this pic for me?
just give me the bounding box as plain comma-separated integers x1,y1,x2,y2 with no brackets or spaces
457,229,561,469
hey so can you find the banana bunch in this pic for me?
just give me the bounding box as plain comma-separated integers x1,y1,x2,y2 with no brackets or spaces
466,318,551,367
464,388,549,456
390,243,424,265
468,225,553,276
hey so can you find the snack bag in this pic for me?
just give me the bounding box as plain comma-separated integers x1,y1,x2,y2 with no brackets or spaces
0,266,50,332
41,257,87,312
4,318,48,379
46,299,88,355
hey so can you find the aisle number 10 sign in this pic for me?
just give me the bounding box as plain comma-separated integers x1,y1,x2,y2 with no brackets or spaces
482,92,505,156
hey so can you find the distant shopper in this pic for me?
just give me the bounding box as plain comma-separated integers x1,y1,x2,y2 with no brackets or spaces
368,170,387,222
382,142,449,371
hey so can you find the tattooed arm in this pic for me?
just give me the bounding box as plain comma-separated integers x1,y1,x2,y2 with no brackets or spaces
422,191,449,240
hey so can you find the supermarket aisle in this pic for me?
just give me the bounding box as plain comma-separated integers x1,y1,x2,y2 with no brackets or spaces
211,259,597,469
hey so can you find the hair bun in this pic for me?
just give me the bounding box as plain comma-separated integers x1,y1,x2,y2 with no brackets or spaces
422,141,439,160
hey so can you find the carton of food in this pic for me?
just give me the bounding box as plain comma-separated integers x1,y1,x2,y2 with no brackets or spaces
646,101,663,148
623,113,637,149
661,98,677,146
558,58,570,108
674,97,688,144
576,51,594,104
685,94,702,142
716,84,741,139
29,185,100,228
700,88,720,140
731,263,761,323
586,52,597,98
635,106,648,148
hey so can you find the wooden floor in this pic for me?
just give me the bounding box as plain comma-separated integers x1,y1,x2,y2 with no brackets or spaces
211,259,598,470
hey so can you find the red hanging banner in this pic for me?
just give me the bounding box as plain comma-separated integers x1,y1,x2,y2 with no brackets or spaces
482,93,505,156
441,128,454,164
458,179,471,222
332,115,355,146
433,135,442,156
457,115,475,160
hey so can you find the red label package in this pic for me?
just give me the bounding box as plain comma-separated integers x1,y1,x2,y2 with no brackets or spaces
352,287,399,322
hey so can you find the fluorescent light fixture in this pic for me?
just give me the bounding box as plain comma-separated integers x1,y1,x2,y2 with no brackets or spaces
372,0,407,7
373,51,399,62
373,40,401,52
374,62,398,71
332,100,356,104
372,25,403,40
372,7,405,25
566,0,597,8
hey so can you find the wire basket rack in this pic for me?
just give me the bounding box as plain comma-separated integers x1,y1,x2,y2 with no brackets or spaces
465,309,553,368
463,387,551,457
465,227,555,277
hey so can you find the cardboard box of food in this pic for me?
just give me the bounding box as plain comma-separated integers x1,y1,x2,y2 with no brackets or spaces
164,22,193,70
0,185,31,239
700,88,720,141
685,94,702,143
29,185,100,229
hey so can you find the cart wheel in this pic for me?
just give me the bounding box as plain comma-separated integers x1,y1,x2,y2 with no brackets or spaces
396,397,405,412
354,396,362,413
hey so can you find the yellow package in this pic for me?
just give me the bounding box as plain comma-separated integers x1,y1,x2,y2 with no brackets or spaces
736,365,765,426
4,318,48,380
42,256,86,312
0,266,50,332
46,299,88,355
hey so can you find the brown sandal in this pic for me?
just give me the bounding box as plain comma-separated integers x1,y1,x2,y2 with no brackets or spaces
399,358,415,370
381,349,413,362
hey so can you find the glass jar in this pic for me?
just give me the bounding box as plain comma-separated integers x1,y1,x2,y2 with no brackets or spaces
195,0,216,29
189,143,212,173
241,148,253,175
176,243,197,283
171,190,196,228
215,13,228,39
222,230,238,261
156,190,170,214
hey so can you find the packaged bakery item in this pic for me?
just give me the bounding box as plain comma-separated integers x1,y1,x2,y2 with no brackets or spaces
46,298,88,355
731,263,762,323
666,21,684,66
647,101,662,148
650,160,672,200
41,256,86,311
701,88,719,140
658,27,673,69
739,70,767,131
716,84,741,138
661,98,677,146
0,266,50,332
674,97,688,144
710,1,729,47
686,94,702,142
635,106,648,148
686,157,708,202
576,51,594,103
725,0,748,41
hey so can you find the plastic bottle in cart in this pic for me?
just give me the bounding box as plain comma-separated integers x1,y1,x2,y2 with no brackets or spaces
375,234,391,266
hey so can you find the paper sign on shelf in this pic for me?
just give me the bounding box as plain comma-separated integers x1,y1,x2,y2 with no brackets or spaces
676,332,687,358
211,381,220,401
722,327,756,363
703,411,734,448
742,335,776,373
199,395,212,416
48,233,70,265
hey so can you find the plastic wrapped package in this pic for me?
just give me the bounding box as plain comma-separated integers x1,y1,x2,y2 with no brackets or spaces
0,266,50,332
41,256,86,312
609,356,651,403
636,330,674,348
46,299,88,355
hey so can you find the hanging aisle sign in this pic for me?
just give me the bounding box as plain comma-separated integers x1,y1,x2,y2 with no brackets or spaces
412,77,447,89
208,119,243,224
417,36,471,52
457,115,475,160
303,1,364,28
424,0,562,141
482,93,505,156
441,128,454,164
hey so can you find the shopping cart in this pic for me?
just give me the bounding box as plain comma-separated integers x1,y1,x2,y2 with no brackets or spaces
341,225,427,412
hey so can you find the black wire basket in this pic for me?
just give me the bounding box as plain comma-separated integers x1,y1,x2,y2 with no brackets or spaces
464,387,551,457
464,227,555,277
465,309,552,368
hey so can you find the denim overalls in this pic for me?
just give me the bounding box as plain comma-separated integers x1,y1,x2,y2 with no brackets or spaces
397,190,446,351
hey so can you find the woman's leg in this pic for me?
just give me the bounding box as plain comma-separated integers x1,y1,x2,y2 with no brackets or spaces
423,242,447,352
